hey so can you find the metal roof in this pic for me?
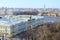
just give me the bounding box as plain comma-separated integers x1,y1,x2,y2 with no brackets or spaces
0,16,29,27
0,15,44,27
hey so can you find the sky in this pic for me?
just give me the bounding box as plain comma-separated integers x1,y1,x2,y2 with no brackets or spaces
0,0,60,8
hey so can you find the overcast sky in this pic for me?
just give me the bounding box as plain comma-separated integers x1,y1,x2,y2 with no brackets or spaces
0,0,59,8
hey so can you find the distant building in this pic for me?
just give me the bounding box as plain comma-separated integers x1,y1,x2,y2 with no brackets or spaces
13,10,38,15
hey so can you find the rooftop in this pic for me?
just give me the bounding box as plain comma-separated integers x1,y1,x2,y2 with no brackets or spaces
0,15,30,27
0,15,44,27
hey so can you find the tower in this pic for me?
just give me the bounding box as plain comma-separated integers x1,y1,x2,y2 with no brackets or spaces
44,3,46,11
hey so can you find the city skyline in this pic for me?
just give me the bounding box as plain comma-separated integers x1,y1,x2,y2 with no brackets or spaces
0,0,59,8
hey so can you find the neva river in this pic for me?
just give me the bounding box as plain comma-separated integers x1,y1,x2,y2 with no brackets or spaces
43,17,60,23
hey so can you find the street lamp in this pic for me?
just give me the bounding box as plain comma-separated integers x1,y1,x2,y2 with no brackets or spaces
30,15,36,40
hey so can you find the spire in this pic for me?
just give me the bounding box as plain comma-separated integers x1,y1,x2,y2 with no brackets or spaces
44,0,45,9
44,4,45,9
44,3,46,11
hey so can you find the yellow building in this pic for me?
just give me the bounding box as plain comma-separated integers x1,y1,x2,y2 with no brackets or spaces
0,26,12,37
47,14,51,17
47,12,60,17
50,14,56,17
46,12,57,17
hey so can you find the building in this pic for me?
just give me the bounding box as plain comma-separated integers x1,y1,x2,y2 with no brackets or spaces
41,12,60,17
0,15,44,38
48,12,60,17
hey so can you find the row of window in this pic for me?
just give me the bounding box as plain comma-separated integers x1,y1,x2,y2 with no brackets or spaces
0,27,10,29
0,30,10,34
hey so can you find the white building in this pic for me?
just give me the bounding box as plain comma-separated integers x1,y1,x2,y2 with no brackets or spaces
0,15,44,38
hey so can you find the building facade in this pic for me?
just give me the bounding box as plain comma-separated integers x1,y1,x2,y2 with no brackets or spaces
0,15,44,38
